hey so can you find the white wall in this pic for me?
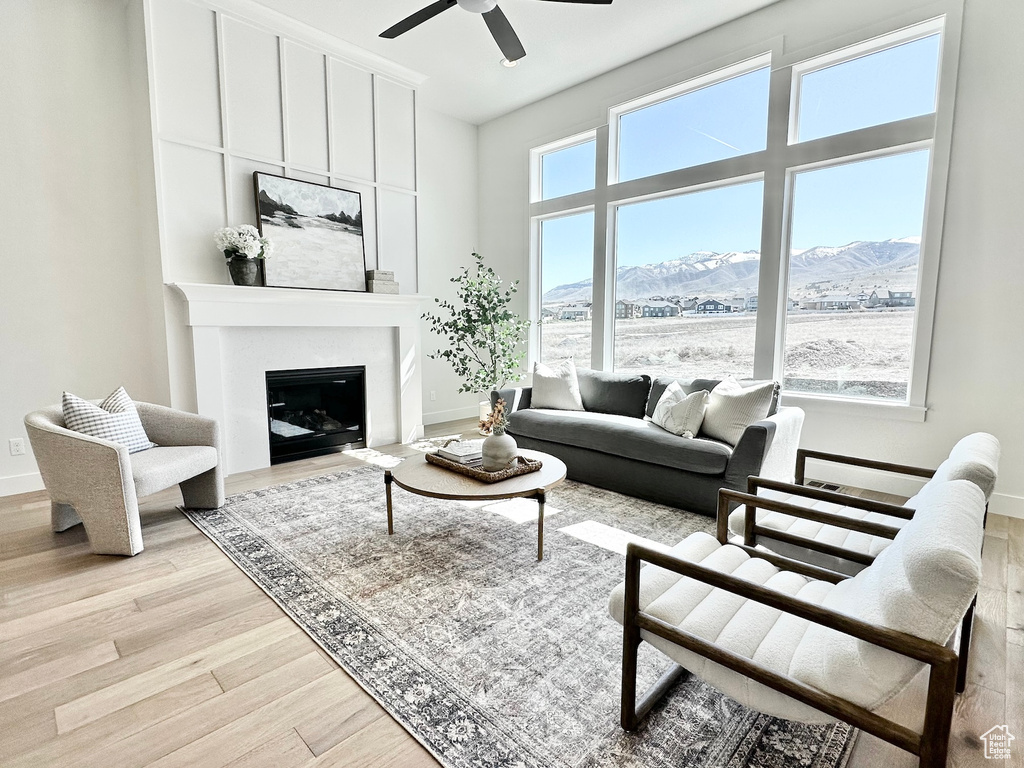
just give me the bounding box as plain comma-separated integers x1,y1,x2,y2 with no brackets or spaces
477,0,1024,516
0,0,169,496
416,107,483,425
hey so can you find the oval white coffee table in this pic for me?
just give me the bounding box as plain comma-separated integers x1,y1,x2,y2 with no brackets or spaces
384,448,567,561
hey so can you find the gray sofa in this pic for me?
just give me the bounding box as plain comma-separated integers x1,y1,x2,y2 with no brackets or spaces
493,369,804,517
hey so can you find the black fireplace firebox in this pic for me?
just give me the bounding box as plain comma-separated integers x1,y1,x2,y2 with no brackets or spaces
266,366,366,464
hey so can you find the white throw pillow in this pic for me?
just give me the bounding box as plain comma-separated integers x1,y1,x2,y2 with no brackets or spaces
651,381,709,438
62,386,156,453
700,377,776,446
531,359,584,411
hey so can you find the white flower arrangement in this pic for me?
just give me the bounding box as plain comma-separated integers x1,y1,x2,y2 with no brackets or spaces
213,224,273,260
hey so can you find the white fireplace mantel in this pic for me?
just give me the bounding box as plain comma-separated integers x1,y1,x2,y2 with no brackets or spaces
168,283,427,473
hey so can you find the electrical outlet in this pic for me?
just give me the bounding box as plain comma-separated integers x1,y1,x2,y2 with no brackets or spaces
430,391,437,401
9,438,26,456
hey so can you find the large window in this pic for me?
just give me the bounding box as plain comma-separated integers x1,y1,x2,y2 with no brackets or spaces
617,64,770,181
530,15,953,411
539,211,595,368
784,151,930,399
614,182,764,379
793,33,941,143
540,139,596,200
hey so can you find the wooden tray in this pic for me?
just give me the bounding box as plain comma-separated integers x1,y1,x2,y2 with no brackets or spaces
425,452,543,483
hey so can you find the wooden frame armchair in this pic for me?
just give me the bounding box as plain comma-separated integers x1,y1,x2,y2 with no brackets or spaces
724,433,1001,693
719,486,977,692
612,478,987,768
618,536,960,767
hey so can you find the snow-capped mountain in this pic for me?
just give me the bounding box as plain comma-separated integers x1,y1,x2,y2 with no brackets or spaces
542,239,920,304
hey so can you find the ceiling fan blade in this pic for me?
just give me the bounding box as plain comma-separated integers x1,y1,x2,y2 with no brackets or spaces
482,5,526,62
380,0,457,39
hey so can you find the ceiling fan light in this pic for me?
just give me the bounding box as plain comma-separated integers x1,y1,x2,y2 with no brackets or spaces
500,57,519,68
456,0,497,13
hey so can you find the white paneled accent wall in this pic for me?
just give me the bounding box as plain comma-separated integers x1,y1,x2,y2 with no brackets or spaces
146,0,422,288
144,0,425,411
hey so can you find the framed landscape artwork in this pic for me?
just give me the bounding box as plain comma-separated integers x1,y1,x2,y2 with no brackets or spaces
253,172,367,292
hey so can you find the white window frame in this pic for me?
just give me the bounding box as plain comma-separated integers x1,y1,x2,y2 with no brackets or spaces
607,53,773,186
530,130,598,204
527,2,962,418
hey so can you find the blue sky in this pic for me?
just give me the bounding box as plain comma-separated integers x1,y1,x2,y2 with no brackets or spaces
540,34,939,293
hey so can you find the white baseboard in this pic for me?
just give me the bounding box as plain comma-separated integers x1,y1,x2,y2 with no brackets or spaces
0,471,45,498
423,405,478,426
990,493,1024,520
805,460,1024,519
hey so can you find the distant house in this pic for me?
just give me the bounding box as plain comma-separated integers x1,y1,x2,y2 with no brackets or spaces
540,307,559,322
696,299,730,314
867,290,916,308
559,304,592,321
887,290,914,306
746,295,758,312
801,294,862,310
640,301,680,318
681,296,700,311
615,300,642,319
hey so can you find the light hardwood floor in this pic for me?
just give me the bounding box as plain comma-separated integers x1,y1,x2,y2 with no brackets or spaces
0,419,1016,767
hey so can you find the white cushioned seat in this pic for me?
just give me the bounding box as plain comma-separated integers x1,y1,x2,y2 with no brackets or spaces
610,531,837,722
131,445,218,499
611,479,985,726
728,432,1000,574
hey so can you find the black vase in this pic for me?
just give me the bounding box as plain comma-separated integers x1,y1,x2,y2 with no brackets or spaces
227,257,259,286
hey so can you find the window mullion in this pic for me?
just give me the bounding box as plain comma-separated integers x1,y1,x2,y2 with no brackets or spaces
783,114,935,171
591,125,613,371
753,64,792,381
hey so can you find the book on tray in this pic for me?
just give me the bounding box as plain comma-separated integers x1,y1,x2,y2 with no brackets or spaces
437,439,483,464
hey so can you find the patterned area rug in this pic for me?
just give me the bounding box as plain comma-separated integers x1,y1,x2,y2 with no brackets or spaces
183,464,854,768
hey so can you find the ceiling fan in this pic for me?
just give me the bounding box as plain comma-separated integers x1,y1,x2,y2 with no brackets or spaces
380,0,613,64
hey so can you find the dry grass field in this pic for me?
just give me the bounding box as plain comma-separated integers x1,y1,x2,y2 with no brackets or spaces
542,308,915,399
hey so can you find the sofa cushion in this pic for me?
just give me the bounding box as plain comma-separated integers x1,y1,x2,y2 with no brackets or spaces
701,379,777,446
646,378,721,418
646,377,780,419
576,368,652,418
508,408,732,475
531,360,584,411
651,382,708,438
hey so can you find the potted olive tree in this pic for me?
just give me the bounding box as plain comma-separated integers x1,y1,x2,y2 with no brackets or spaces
423,252,530,438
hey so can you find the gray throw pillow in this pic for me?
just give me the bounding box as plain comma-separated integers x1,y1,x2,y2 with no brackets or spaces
62,387,156,453
531,359,584,411
576,368,652,418
700,378,776,446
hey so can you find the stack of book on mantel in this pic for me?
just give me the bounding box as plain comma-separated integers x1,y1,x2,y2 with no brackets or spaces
366,269,400,294
436,439,483,467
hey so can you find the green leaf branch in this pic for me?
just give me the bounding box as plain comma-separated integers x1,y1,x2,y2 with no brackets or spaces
422,252,531,395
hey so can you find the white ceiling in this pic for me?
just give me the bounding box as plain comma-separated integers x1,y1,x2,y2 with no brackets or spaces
251,0,783,124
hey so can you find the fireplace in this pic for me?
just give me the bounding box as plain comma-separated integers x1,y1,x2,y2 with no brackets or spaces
266,366,366,464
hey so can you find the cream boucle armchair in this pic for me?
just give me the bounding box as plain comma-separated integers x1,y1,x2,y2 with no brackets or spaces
25,402,224,556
